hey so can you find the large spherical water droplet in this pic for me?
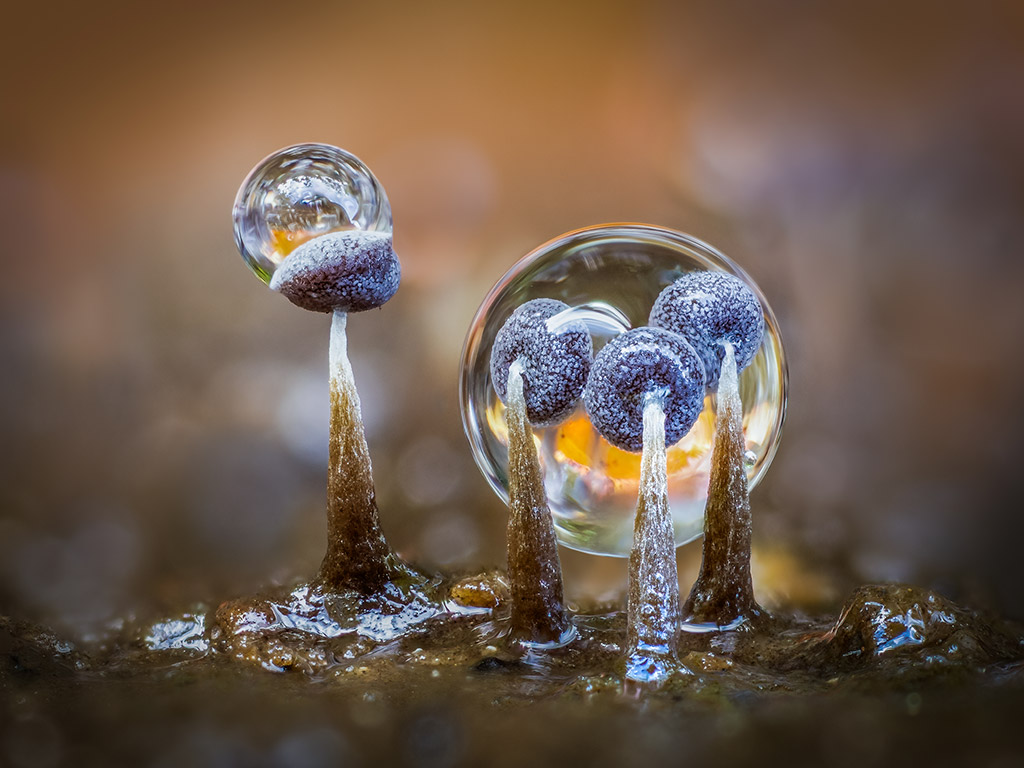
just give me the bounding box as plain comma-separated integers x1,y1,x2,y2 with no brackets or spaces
233,143,392,285
460,224,787,557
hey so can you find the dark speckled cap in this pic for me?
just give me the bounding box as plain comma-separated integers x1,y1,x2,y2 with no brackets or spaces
269,230,400,313
649,272,764,389
583,326,705,452
490,299,593,428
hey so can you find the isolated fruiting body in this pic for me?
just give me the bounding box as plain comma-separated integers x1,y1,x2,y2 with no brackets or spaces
649,271,768,627
232,143,405,595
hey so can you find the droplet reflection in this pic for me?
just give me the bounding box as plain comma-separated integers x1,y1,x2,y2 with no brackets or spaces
233,143,392,284
460,225,787,556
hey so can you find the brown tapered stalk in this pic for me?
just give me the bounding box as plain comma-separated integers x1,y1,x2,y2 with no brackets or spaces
317,309,400,593
682,344,764,627
505,364,571,645
626,397,680,682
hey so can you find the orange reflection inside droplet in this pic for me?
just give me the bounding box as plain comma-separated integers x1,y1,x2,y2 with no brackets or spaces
552,401,715,483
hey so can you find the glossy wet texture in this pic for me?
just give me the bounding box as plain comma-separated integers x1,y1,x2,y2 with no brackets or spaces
683,347,764,628
504,368,571,645
460,225,787,557
233,143,393,285
626,401,680,682
3,582,1023,766
318,312,403,594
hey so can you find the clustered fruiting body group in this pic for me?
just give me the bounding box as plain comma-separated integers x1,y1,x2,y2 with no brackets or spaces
233,143,773,684
490,271,766,680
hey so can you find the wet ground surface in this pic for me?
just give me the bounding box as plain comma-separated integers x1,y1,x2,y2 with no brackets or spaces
3,580,1023,767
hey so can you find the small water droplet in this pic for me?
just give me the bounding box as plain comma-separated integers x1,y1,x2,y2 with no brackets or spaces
233,143,392,285
744,450,757,466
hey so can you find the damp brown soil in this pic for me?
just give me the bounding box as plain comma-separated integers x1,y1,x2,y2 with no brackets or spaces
3,580,1024,767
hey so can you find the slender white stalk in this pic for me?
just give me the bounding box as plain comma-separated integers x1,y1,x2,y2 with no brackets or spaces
626,396,681,682
319,309,394,592
329,311,354,412
328,309,372,498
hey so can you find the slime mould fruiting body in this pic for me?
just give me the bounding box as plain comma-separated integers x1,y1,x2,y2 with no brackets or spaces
224,155,777,679
582,325,706,680
490,299,592,428
650,272,769,630
583,326,705,453
219,144,443,648
271,226,408,595
650,270,765,390
215,148,1012,691
490,298,591,645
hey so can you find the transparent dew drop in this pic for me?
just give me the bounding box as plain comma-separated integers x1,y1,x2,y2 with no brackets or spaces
743,450,758,467
459,224,788,557
233,143,392,285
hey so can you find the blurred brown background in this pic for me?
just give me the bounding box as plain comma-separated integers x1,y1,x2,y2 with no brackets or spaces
1,0,1023,637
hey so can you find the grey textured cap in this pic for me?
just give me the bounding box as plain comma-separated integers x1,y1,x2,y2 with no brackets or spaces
490,299,593,428
584,326,705,452
649,271,764,389
270,230,400,313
